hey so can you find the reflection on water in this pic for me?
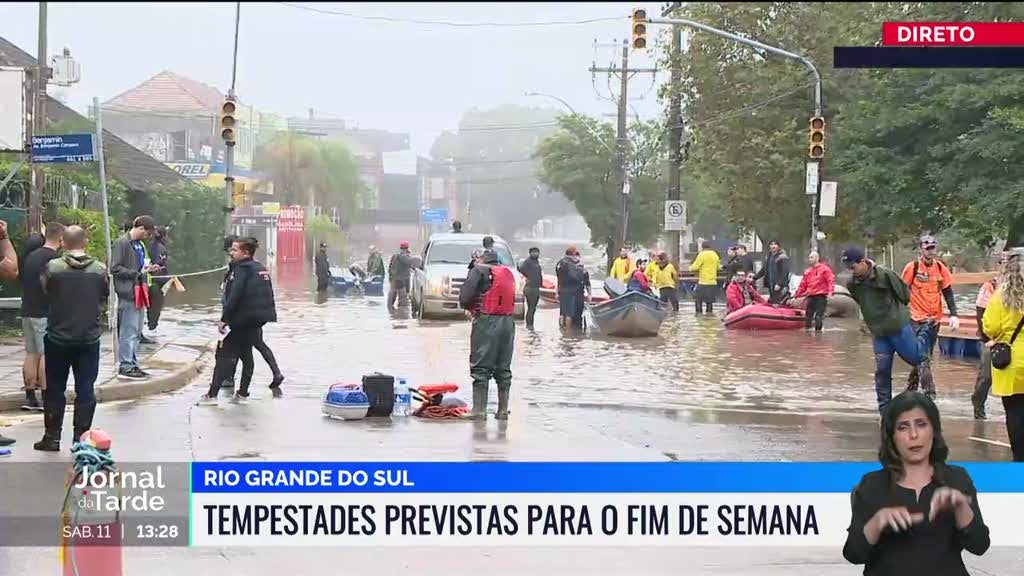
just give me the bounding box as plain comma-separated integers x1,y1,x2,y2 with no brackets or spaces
158,269,1002,424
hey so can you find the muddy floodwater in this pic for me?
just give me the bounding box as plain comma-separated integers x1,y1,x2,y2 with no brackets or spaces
156,266,1010,462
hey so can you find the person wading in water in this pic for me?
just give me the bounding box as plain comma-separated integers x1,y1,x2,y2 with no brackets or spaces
459,250,516,420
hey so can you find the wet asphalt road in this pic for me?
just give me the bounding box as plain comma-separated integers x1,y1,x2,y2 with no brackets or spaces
0,270,1017,574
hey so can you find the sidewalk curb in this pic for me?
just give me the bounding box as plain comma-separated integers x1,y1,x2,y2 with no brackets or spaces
0,344,214,412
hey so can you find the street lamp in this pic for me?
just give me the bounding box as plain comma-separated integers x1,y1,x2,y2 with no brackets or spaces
642,13,825,252
524,92,617,155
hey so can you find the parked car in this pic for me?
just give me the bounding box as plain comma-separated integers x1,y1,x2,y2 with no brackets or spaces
410,233,525,320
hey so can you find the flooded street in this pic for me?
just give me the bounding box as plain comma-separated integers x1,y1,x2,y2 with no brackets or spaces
151,266,1009,462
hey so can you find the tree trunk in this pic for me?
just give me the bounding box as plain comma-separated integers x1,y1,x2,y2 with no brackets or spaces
605,237,615,276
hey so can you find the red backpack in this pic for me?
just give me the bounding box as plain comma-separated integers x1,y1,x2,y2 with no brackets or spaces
481,265,516,315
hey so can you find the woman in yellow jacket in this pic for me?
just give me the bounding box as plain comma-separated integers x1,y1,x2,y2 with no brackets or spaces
650,252,680,312
982,249,1024,462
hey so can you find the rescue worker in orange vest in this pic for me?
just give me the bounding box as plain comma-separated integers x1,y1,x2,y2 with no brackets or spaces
459,249,516,420
900,234,959,399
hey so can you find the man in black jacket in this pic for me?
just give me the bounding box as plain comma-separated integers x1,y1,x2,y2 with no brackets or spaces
555,247,585,330
517,247,542,330
735,244,755,274
315,242,331,293
387,241,415,310
146,227,169,335
198,237,278,404
34,226,109,451
753,240,791,304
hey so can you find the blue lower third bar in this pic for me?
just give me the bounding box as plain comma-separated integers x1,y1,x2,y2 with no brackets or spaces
191,462,1024,493
834,46,1024,68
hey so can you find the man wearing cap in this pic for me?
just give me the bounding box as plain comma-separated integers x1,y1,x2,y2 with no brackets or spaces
900,234,958,399
315,242,331,294
843,247,937,415
387,241,415,310
366,246,385,278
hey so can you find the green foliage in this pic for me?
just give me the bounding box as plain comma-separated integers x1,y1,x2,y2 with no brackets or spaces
535,114,667,269
56,206,121,264
150,183,225,273
660,1,1024,254
306,214,347,263
254,133,365,226
429,104,574,238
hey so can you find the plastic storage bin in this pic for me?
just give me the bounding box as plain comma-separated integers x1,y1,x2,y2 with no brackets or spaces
322,384,370,420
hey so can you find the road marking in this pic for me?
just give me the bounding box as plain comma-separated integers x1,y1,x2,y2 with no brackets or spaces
968,436,1011,448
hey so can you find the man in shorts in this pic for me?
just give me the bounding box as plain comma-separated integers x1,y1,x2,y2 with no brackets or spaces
19,222,64,411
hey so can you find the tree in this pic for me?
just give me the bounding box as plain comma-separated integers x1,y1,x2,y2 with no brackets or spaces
658,2,882,249
535,114,667,270
255,133,365,226
430,105,575,238
660,2,1024,256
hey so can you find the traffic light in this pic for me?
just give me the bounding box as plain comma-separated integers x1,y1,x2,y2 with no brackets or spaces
220,98,237,146
808,116,826,159
631,8,647,50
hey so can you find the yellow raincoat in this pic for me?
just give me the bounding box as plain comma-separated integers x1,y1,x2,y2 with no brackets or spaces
609,257,635,283
688,249,721,286
650,262,679,291
982,290,1024,397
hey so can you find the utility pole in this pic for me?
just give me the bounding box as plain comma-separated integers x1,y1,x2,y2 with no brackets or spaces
589,40,656,263
223,1,241,237
665,1,683,268
29,2,48,234
644,13,824,252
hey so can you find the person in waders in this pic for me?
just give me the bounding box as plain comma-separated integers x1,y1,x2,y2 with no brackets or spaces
459,250,516,420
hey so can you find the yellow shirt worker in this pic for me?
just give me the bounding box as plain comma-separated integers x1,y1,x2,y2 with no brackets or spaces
609,248,635,283
689,241,721,314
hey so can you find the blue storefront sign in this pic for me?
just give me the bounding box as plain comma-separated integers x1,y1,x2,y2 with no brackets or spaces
31,134,95,163
420,207,449,224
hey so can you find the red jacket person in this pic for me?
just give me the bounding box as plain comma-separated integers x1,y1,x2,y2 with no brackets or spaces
459,250,516,420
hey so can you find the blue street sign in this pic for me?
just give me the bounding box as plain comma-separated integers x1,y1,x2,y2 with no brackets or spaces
31,134,95,163
420,207,449,224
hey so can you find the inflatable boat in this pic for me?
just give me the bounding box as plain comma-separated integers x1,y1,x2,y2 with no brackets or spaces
724,304,806,330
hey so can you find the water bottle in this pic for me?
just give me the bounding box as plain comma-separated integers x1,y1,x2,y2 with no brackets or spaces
394,378,411,417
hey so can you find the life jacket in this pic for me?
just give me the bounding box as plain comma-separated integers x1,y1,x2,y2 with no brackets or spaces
481,265,516,315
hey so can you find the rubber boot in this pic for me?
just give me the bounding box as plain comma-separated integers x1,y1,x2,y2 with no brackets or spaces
918,359,937,399
463,383,488,420
495,383,511,421
33,402,63,452
72,400,97,444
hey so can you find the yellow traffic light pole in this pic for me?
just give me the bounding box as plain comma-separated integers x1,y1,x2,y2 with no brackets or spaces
641,12,826,251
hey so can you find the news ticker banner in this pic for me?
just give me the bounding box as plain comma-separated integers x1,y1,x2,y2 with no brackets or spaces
1,462,1021,547
836,22,1024,68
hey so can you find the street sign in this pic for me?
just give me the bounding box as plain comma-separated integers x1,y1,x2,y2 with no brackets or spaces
819,181,838,217
420,207,449,224
31,134,95,163
805,161,819,195
664,200,686,231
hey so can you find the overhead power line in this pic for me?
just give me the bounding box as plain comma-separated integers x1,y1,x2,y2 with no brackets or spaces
275,2,623,27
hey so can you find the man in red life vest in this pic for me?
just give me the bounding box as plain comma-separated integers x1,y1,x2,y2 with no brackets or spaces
725,270,766,313
626,267,651,294
458,249,516,420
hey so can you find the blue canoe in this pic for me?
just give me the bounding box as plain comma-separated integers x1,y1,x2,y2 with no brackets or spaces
589,290,668,337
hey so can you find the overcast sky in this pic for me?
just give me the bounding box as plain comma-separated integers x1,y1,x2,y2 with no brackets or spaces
0,2,668,155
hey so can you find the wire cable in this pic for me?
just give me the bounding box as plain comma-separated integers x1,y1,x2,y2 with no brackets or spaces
274,2,624,27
